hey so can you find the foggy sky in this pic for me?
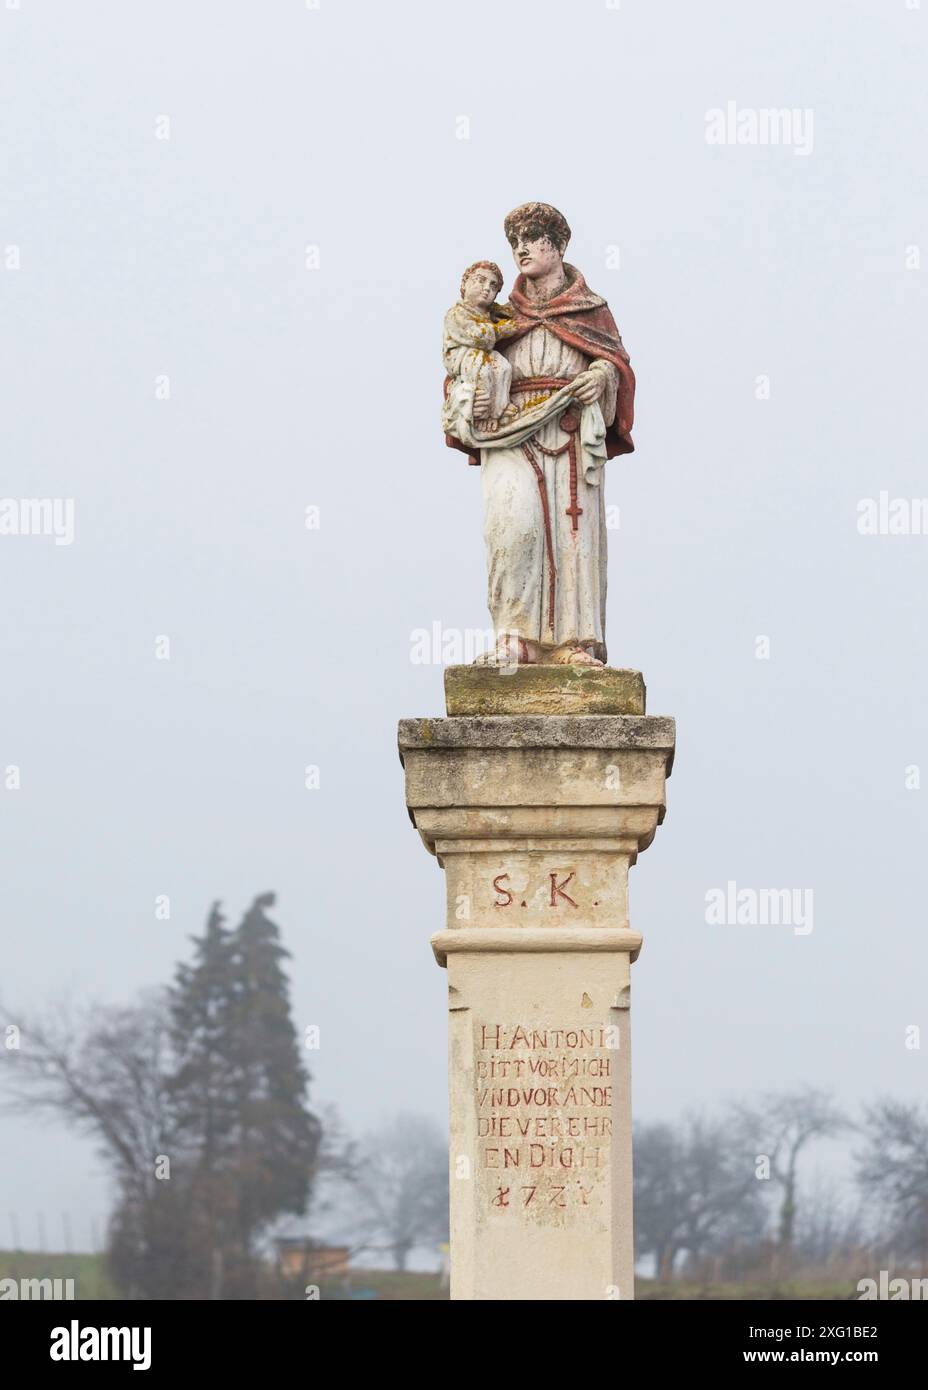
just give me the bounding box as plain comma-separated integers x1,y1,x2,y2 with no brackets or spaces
1,0,926,1253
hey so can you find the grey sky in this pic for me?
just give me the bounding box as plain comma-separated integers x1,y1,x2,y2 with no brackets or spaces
1,0,926,1252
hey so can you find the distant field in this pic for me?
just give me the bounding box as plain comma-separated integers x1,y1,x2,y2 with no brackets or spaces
0,1251,120,1300
637,1278,860,1301
334,1273,862,1300
325,1270,449,1301
354,1274,860,1301
0,1253,860,1301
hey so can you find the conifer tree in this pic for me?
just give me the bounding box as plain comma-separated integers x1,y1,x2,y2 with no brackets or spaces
224,893,321,1283
168,894,321,1296
168,901,238,1295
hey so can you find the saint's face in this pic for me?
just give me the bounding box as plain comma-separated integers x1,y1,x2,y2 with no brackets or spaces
462,268,501,311
509,232,562,279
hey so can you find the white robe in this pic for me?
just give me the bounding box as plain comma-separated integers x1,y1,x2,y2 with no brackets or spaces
442,302,514,421
478,326,618,658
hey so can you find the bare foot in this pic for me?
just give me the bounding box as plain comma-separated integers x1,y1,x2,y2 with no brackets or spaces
495,634,543,667
552,645,604,668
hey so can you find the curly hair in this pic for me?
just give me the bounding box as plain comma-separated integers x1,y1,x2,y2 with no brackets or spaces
460,260,504,300
503,202,571,254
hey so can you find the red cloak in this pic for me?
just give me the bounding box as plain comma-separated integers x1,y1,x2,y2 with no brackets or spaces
444,264,635,466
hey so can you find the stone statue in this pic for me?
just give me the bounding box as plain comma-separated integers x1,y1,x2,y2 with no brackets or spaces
442,261,520,432
443,203,635,668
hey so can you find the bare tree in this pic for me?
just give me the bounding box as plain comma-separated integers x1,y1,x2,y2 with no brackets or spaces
1,894,322,1300
635,1121,685,1279
0,992,193,1295
0,991,174,1199
794,1171,865,1267
856,1099,928,1266
343,1114,448,1270
732,1087,846,1260
635,1116,765,1281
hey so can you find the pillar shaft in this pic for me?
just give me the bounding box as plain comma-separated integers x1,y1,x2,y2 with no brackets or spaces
399,705,675,1301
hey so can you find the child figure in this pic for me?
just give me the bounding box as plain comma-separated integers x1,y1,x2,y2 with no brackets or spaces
443,261,520,431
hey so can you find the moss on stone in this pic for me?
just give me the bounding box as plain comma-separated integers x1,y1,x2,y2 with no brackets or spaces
443,665,646,717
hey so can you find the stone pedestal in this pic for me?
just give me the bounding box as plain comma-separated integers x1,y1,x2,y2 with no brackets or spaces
398,668,675,1301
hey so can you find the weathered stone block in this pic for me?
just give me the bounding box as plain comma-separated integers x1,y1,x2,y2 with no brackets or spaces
444,664,646,717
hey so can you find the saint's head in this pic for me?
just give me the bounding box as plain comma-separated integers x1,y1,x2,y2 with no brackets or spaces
460,260,504,311
504,203,571,279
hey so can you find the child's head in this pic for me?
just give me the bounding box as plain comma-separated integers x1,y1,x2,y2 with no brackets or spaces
460,260,504,310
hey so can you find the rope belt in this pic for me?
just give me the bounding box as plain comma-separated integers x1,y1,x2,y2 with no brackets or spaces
510,378,583,633
511,376,574,396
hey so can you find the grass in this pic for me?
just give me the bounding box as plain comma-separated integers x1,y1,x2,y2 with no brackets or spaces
320,1270,449,1301
637,1277,861,1301
0,1250,120,1300
0,1252,865,1300
322,1272,864,1301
